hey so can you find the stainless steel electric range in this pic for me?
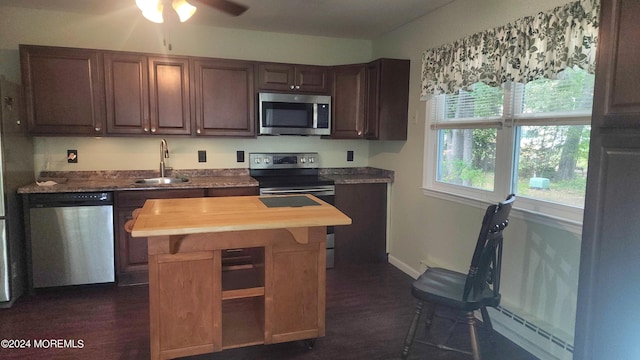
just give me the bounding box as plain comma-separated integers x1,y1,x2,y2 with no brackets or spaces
249,152,336,268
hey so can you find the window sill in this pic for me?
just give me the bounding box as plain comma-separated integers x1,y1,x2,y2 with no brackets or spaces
421,187,583,235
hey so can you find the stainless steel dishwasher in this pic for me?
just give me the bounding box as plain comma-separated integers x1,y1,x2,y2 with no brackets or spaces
28,192,115,288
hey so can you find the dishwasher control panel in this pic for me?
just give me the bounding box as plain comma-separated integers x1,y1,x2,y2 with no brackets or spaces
29,192,113,207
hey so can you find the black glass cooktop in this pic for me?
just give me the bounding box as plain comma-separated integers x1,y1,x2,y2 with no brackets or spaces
259,196,321,208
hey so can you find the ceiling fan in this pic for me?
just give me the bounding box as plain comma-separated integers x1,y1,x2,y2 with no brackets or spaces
136,0,248,23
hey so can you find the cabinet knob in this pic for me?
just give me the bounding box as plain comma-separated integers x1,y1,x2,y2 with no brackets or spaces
144,127,149,132
95,126,101,132
16,120,21,125
290,85,295,90
197,129,201,134
295,85,300,90
357,131,363,136
151,128,157,133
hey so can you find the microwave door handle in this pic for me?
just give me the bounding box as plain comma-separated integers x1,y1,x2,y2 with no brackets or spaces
313,103,318,129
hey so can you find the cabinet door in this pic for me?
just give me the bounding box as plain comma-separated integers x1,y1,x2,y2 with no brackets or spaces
257,63,329,93
104,52,150,135
295,65,329,93
20,45,105,135
116,206,149,285
334,183,387,264
151,252,219,354
591,0,640,128
256,63,295,92
193,59,255,136
148,56,191,135
331,64,367,139
367,59,410,140
365,62,381,139
271,234,324,344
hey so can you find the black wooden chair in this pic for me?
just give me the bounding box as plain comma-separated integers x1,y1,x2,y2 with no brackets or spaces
401,194,515,360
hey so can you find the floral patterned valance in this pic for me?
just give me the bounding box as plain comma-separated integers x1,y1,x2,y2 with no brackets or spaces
420,0,600,100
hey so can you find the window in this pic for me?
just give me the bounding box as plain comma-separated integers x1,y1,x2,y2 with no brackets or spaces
424,67,594,223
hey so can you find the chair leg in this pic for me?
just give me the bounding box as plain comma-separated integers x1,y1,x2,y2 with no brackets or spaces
466,311,482,360
401,301,424,359
424,301,436,333
480,306,495,344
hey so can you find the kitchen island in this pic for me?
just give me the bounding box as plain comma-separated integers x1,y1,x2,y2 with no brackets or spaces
130,194,351,360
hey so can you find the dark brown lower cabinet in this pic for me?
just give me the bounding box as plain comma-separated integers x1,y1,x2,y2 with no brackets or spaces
334,183,387,265
115,189,205,285
115,187,259,285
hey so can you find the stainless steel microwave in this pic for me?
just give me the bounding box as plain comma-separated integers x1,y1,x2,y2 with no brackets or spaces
258,92,331,136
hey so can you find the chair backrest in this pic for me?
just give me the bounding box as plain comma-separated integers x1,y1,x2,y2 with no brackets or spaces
462,194,515,302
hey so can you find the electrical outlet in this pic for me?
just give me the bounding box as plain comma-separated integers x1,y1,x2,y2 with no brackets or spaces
67,150,78,163
237,151,245,163
347,150,354,162
198,150,206,163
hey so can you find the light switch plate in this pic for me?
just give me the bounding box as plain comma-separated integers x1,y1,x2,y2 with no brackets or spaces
347,150,354,162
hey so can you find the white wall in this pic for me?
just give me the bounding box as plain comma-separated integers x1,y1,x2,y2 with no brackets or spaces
0,5,372,174
370,0,581,356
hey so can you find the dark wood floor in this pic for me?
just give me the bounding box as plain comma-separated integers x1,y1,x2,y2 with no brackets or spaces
0,263,537,360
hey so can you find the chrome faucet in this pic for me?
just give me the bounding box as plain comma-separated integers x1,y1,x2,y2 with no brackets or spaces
160,138,170,178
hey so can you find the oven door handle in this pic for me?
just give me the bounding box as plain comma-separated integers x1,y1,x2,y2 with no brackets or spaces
260,188,334,196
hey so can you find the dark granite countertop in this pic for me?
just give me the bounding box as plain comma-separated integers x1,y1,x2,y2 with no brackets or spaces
17,167,393,194
322,167,394,184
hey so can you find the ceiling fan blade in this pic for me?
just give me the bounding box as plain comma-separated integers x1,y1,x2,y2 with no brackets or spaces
198,0,248,16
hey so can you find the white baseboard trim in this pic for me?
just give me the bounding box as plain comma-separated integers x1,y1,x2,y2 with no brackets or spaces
388,254,420,279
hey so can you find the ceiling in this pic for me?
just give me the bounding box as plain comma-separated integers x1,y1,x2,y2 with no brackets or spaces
0,0,454,39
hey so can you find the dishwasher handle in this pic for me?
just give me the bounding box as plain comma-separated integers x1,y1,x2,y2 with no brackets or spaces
28,192,114,208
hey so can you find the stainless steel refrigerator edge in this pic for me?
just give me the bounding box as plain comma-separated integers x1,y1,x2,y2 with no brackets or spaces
0,76,35,308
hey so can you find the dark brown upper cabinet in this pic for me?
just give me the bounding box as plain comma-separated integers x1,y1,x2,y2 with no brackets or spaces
20,45,106,136
331,59,410,140
104,52,149,135
591,0,640,128
147,56,191,135
257,63,330,94
192,58,255,137
365,59,410,140
331,64,367,139
105,54,191,135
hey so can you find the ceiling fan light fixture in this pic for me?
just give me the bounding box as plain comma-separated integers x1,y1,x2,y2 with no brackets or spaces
136,0,164,23
172,0,197,22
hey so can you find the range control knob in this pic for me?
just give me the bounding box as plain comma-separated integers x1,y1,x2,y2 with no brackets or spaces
254,157,261,164
264,157,270,164
309,157,315,163
300,157,306,163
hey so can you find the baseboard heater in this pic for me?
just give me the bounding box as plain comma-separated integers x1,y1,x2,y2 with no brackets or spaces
494,305,574,357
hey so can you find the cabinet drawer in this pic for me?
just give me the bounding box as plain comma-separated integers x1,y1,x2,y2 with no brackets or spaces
116,189,205,207
206,187,258,197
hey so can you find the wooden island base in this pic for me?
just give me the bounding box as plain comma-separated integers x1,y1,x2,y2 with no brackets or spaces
130,195,351,360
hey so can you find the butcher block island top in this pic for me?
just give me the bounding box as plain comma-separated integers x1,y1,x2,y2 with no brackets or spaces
131,194,351,238
130,194,351,360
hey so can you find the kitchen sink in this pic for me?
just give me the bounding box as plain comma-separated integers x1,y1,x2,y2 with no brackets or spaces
134,177,189,185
